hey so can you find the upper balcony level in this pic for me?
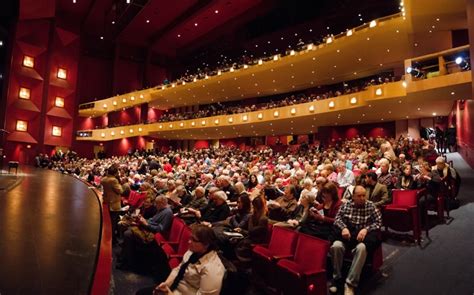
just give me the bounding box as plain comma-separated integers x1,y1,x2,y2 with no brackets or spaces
77,45,471,141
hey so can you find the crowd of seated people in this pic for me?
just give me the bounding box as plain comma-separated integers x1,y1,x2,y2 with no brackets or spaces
93,72,397,129
46,134,461,294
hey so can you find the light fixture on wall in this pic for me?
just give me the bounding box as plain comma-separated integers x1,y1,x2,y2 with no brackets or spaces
329,101,335,108
257,113,263,119
375,88,383,96
55,96,65,107
350,97,357,104
23,55,34,68
57,68,67,80
52,126,62,137
273,111,279,117
309,105,315,112
290,108,296,115
16,120,28,131
19,87,30,99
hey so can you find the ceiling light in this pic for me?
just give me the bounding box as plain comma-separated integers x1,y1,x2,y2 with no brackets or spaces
451,92,455,95
230,67,234,72
55,97,65,107
194,23,198,26
168,124,173,129
215,10,219,14
307,44,313,50
100,132,105,138
112,21,115,24
455,57,470,70
57,68,67,79
100,36,104,40
177,34,181,38
146,20,150,23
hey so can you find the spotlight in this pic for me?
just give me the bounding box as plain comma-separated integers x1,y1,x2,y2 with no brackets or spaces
406,66,423,78
455,56,470,70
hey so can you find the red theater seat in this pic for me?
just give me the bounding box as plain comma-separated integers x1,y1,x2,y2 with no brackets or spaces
383,189,425,244
276,234,330,295
155,217,185,248
164,226,192,269
252,226,298,287
126,190,147,208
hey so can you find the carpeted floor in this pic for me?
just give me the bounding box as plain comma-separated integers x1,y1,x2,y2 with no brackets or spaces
112,153,474,295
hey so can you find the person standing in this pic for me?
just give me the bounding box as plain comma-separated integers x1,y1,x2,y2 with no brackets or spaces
101,165,124,245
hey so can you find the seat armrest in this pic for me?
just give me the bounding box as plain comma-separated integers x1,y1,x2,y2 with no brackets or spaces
169,254,184,259
273,254,293,260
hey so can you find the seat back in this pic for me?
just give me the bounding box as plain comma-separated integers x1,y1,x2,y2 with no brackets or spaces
168,217,185,243
128,190,147,208
268,226,298,256
176,226,192,255
352,169,362,177
337,187,345,199
392,189,418,207
293,233,330,271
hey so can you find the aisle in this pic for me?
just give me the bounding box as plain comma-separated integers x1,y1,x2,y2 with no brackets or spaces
364,153,474,295
0,168,102,295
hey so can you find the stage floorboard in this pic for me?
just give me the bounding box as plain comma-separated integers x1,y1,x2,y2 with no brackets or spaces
0,168,101,295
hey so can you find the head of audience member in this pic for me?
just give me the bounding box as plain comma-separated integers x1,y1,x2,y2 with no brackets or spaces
299,192,316,208
359,163,369,174
107,165,118,176
435,156,446,170
194,186,205,199
155,195,169,210
249,174,259,188
251,194,267,221
213,191,228,206
284,185,298,201
321,182,339,204
379,158,390,174
302,178,314,190
234,182,245,194
275,178,284,189
338,162,346,173
365,172,378,186
237,194,251,215
189,224,218,254
315,176,327,190
352,185,368,207
399,153,406,163
402,164,412,177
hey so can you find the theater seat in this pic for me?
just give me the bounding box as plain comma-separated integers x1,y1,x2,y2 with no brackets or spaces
163,226,192,268
276,234,330,295
383,189,424,244
155,217,185,249
252,226,298,288
126,190,147,208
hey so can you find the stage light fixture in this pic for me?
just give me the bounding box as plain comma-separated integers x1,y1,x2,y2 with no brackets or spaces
406,66,423,78
455,57,470,70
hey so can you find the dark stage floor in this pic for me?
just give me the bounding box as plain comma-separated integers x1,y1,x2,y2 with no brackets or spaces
0,168,101,295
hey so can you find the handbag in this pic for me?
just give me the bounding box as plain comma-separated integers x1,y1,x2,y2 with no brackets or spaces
130,226,155,244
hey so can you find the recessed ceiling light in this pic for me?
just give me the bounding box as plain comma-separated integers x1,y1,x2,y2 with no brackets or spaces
194,23,198,26
146,19,150,23
177,34,181,37
432,112,437,116
215,10,219,14
100,36,104,40
451,91,455,95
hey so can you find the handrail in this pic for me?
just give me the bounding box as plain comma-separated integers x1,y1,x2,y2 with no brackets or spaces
409,45,470,63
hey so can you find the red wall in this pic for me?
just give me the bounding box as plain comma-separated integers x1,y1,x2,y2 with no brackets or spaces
114,59,143,94
318,122,395,143
456,100,474,168
78,56,112,103
194,140,210,149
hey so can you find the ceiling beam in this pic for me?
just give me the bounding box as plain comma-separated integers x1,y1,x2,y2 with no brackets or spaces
147,0,213,47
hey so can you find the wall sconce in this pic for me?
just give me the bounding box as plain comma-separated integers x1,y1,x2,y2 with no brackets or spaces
23,55,34,68
55,97,65,108
111,131,115,136
201,120,206,126
217,70,222,76
326,37,333,44
16,120,28,131
100,132,105,138
230,67,234,72
369,20,377,28
138,127,142,132
290,50,295,56
258,59,263,65
346,29,353,36
179,122,184,128
193,77,197,82
329,101,335,108
273,55,279,61
130,96,135,101
52,126,62,137
57,68,67,79
309,105,315,112
19,87,30,99
273,111,279,117
103,103,108,109
159,125,163,129
350,97,357,104
375,88,383,96
257,113,263,119
191,122,195,127
120,130,125,135
242,115,248,121
307,44,313,50
122,98,127,103
168,124,173,129
214,119,219,125
290,108,296,115
129,128,134,133
113,101,117,106
139,94,144,99
228,117,233,123
243,64,248,69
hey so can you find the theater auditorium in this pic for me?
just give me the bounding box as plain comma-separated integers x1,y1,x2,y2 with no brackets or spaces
0,0,473,294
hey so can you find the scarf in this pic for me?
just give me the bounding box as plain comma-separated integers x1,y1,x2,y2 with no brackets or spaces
170,250,211,291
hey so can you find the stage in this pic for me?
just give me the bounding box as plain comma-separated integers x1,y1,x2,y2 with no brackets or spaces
0,168,102,294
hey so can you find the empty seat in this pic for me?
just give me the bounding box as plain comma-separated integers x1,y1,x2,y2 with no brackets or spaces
164,226,192,269
155,217,185,249
276,233,330,295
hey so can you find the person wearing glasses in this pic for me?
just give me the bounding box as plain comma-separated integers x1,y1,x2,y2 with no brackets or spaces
137,224,226,295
